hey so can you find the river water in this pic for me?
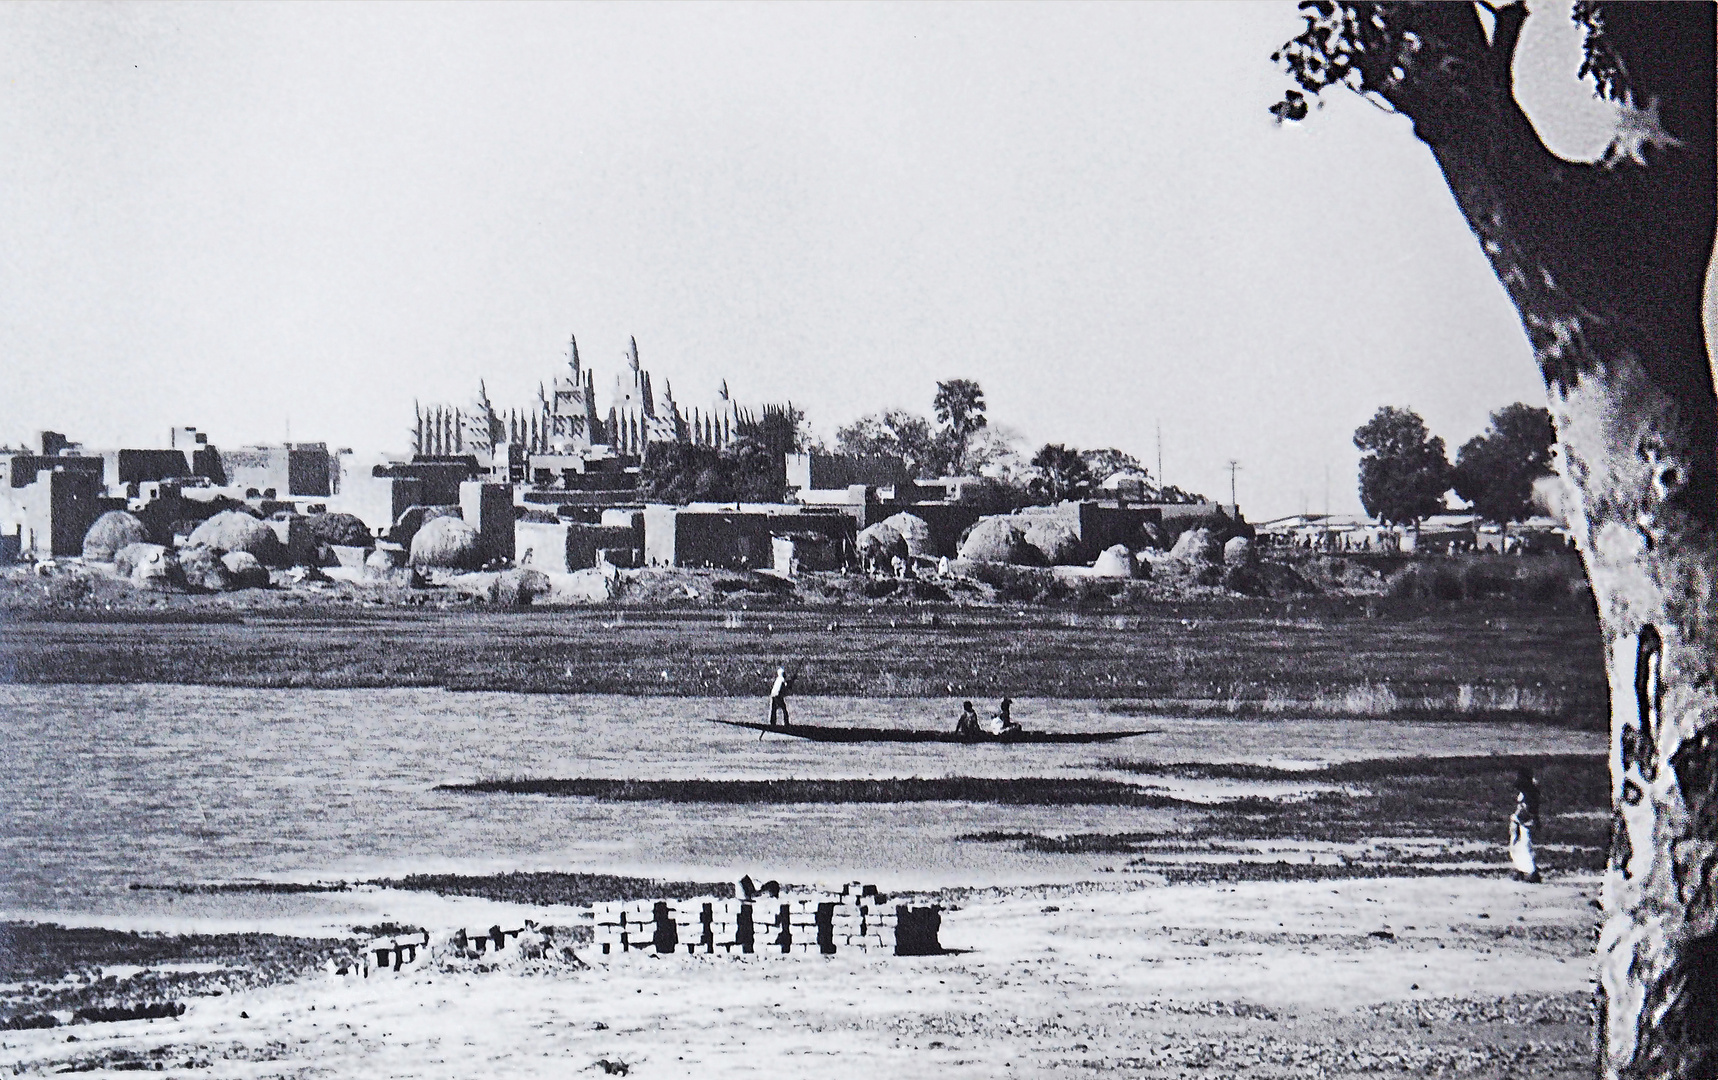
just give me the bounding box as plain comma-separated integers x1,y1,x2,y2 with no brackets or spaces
0,685,1605,920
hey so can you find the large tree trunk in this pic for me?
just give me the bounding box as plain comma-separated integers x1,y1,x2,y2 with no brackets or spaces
1373,5,1717,1077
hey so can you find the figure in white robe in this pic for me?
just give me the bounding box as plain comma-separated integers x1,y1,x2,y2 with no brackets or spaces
1509,767,1541,883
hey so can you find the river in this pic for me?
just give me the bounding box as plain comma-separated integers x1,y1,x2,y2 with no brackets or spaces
0,685,1605,920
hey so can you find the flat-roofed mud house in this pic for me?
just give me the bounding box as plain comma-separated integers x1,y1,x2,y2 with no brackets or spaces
643,504,855,572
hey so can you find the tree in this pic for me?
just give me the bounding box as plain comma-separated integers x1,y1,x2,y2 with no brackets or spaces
1027,443,1093,504
738,403,808,458
932,378,988,474
1453,403,1557,524
1352,407,1451,525
641,441,719,503
1276,5,1716,1074
721,434,788,502
964,423,1027,481
641,434,786,504
834,409,949,478
1080,448,1148,486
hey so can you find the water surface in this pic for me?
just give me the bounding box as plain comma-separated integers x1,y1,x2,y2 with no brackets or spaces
0,685,1604,917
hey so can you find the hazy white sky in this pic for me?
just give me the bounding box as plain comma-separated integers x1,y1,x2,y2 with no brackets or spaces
0,2,1626,518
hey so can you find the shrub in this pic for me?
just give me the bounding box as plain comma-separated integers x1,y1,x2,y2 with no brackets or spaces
966,562,1055,603
306,512,372,548
1458,559,1513,599
44,573,94,606
1385,562,1464,600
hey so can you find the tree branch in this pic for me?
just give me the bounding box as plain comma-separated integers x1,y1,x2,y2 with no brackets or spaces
1489,3,1527,86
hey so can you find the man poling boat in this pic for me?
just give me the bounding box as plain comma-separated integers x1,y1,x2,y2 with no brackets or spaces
742,666,1151,743
711,719,1154,744
716,693,1155,745
764,662,804,734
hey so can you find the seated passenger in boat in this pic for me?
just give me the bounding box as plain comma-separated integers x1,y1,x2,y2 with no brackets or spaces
955,701,981,736
987,697,1022,736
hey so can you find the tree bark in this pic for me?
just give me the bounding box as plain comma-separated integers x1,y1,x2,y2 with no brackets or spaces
1371,5,1717,1077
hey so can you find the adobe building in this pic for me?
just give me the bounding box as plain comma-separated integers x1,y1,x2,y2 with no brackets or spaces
0,460,106,559
784,453,1219,562
516,509,644,573
785,453,911,496
642,504,854,571
460,481,516,564
329,456,484,538
0,434,111,559
413,333,779,489
101,449,193,495
1012,501,1168,562
216,443,334,499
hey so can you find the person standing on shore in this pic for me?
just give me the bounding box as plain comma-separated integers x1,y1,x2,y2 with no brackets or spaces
1508,766,1541,883
768,666,791,726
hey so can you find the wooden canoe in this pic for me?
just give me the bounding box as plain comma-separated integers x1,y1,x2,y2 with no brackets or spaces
709,719,1155,744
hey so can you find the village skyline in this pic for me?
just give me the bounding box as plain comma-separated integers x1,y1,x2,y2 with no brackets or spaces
1,3,1634,518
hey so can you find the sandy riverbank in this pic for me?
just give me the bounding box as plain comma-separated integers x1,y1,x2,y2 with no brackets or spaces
0,874,1598,1078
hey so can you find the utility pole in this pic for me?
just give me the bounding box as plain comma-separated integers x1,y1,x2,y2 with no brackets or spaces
1225,459,1240,511
1156,421,1163,486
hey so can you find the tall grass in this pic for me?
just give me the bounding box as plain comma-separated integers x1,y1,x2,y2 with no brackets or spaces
1385,555,1586,604
1236,680,1576,721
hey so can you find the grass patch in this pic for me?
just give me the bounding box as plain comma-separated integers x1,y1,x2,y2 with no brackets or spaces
0,924,353,1027
0,601,1606,717
127,881,348,895
1141,862,1508,884
124,871,741,909
959,753,1610,878
368,871,735,906
439,777,1198,807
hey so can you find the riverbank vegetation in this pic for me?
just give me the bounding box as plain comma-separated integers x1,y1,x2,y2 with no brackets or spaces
0,597,1605,724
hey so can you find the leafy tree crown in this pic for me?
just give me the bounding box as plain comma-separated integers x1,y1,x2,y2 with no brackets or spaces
1353,406,1452,525
1453,402,1556,523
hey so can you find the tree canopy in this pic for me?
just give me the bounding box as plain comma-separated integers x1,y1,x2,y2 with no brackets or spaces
833,409,947,478
1027,443,1094,504
1452,402,1556,524
1353,406,1451,525
1079,448,1147,485
932,378,987,474
641,435,785,504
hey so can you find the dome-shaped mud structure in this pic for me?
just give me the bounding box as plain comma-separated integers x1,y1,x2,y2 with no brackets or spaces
1022,518,1079,565
957,517,1041,565
409,516,484,570
1090,543,1137,578
83,511,148,562
878,512,932,558
188,511,287,566
855,523,909,568
307,512,372,548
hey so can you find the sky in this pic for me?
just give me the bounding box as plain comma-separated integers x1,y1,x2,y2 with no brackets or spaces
0,2,1633,519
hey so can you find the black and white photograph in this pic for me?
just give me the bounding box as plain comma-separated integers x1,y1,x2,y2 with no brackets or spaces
1,2,1713,1077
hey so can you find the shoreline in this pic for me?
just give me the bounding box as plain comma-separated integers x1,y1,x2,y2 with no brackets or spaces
1,873,1604,1078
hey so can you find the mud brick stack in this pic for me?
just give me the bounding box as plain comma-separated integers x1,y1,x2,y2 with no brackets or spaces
590,881,925,958
328,929,435,979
